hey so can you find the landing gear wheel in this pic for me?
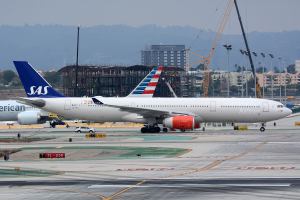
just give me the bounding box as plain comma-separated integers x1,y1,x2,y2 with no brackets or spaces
141,126,160,133
260,127,265,132
163,128,168,133
154,126,161,133
141,127,147,133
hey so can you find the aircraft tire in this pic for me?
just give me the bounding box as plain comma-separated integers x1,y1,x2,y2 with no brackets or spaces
260,127,265,132
141,127,147,133
154,127,161,133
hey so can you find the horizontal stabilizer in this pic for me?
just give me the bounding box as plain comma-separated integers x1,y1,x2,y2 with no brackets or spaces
15,97,46,108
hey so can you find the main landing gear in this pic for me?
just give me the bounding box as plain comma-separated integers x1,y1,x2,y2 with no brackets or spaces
162,127,168,133
141,125,161,133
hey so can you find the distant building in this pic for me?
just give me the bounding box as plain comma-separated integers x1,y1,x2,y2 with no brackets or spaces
59,65,184,97
295,60,300,72
257,72,300,87
141,45,190,71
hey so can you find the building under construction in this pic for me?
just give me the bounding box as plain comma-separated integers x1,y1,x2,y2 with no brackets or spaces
59,65,184,97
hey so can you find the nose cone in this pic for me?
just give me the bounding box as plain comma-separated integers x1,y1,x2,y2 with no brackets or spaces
284,107,292,116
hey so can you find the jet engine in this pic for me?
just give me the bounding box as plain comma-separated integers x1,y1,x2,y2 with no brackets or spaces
163,115,200,130
17,111,42,125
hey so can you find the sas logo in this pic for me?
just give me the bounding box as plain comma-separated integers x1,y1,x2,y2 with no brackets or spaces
27,86,49,95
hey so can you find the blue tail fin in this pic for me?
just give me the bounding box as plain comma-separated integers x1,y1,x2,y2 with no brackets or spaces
13,61,64,98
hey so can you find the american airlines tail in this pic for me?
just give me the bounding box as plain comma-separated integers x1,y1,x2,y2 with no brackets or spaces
13,61,64,98
127,66,163,97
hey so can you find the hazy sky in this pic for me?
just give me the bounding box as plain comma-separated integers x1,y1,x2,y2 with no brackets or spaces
1,0,300,34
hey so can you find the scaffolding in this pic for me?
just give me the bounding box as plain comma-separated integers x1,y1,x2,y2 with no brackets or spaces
59,65,184,97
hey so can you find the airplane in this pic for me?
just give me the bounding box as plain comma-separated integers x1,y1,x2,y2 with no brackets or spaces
0,100,49,125
0,61,67,125
14,61,292,133
7,61,162,126
0,63,162,126
0,61,67,126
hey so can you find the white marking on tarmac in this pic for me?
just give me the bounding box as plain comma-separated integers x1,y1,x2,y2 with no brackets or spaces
88,185,132,188
222,183,291,187
87,183,291,189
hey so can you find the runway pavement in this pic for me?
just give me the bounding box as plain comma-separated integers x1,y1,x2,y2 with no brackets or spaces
0,123,299,199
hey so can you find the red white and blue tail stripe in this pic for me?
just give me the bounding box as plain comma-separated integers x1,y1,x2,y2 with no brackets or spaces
127,66,163,97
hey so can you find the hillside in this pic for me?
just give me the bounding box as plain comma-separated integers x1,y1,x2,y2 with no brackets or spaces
0,25,299,70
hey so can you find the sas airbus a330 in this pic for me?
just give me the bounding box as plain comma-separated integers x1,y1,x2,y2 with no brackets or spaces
14,61,292,133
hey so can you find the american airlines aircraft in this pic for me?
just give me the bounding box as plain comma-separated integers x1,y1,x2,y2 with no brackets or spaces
14,61,292,133
0,100,50,125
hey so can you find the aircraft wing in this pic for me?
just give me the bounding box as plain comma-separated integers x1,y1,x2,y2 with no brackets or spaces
15,97,46,108
92,97,195,118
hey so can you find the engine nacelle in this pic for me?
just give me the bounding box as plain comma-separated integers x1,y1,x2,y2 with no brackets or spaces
163,115,200,130
17,111,41,125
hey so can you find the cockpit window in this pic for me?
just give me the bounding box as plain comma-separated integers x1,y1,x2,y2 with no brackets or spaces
277,105,284,108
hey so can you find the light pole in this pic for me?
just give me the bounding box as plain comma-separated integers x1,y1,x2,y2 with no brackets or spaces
223,44,232,97
241,65,244,97
244,51,255,97
269,53,274,99
252,51,259,98
284,66,288,105
281,58,288,105
240,49,248,97
75,26,80,97
278,57,282,103
260,52,266,98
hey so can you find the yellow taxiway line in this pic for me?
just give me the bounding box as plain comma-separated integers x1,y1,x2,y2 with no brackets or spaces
104,141,267,199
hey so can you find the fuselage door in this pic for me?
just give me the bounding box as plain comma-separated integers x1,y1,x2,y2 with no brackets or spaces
262,102,269,112
210,101,216,112
64,100,71,110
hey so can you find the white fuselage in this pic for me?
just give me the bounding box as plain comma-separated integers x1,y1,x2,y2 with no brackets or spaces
0,100,38,121
37,97,291,124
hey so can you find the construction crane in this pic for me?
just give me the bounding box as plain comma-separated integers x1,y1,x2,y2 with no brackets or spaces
234,0,262,98
193,0,235,97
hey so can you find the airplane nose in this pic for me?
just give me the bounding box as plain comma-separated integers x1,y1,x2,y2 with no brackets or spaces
284,107,292,116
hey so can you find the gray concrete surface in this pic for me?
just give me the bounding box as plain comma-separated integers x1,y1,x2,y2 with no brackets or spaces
0,119,299,199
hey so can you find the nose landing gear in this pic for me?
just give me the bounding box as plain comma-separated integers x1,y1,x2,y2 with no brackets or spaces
260,123,266,132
